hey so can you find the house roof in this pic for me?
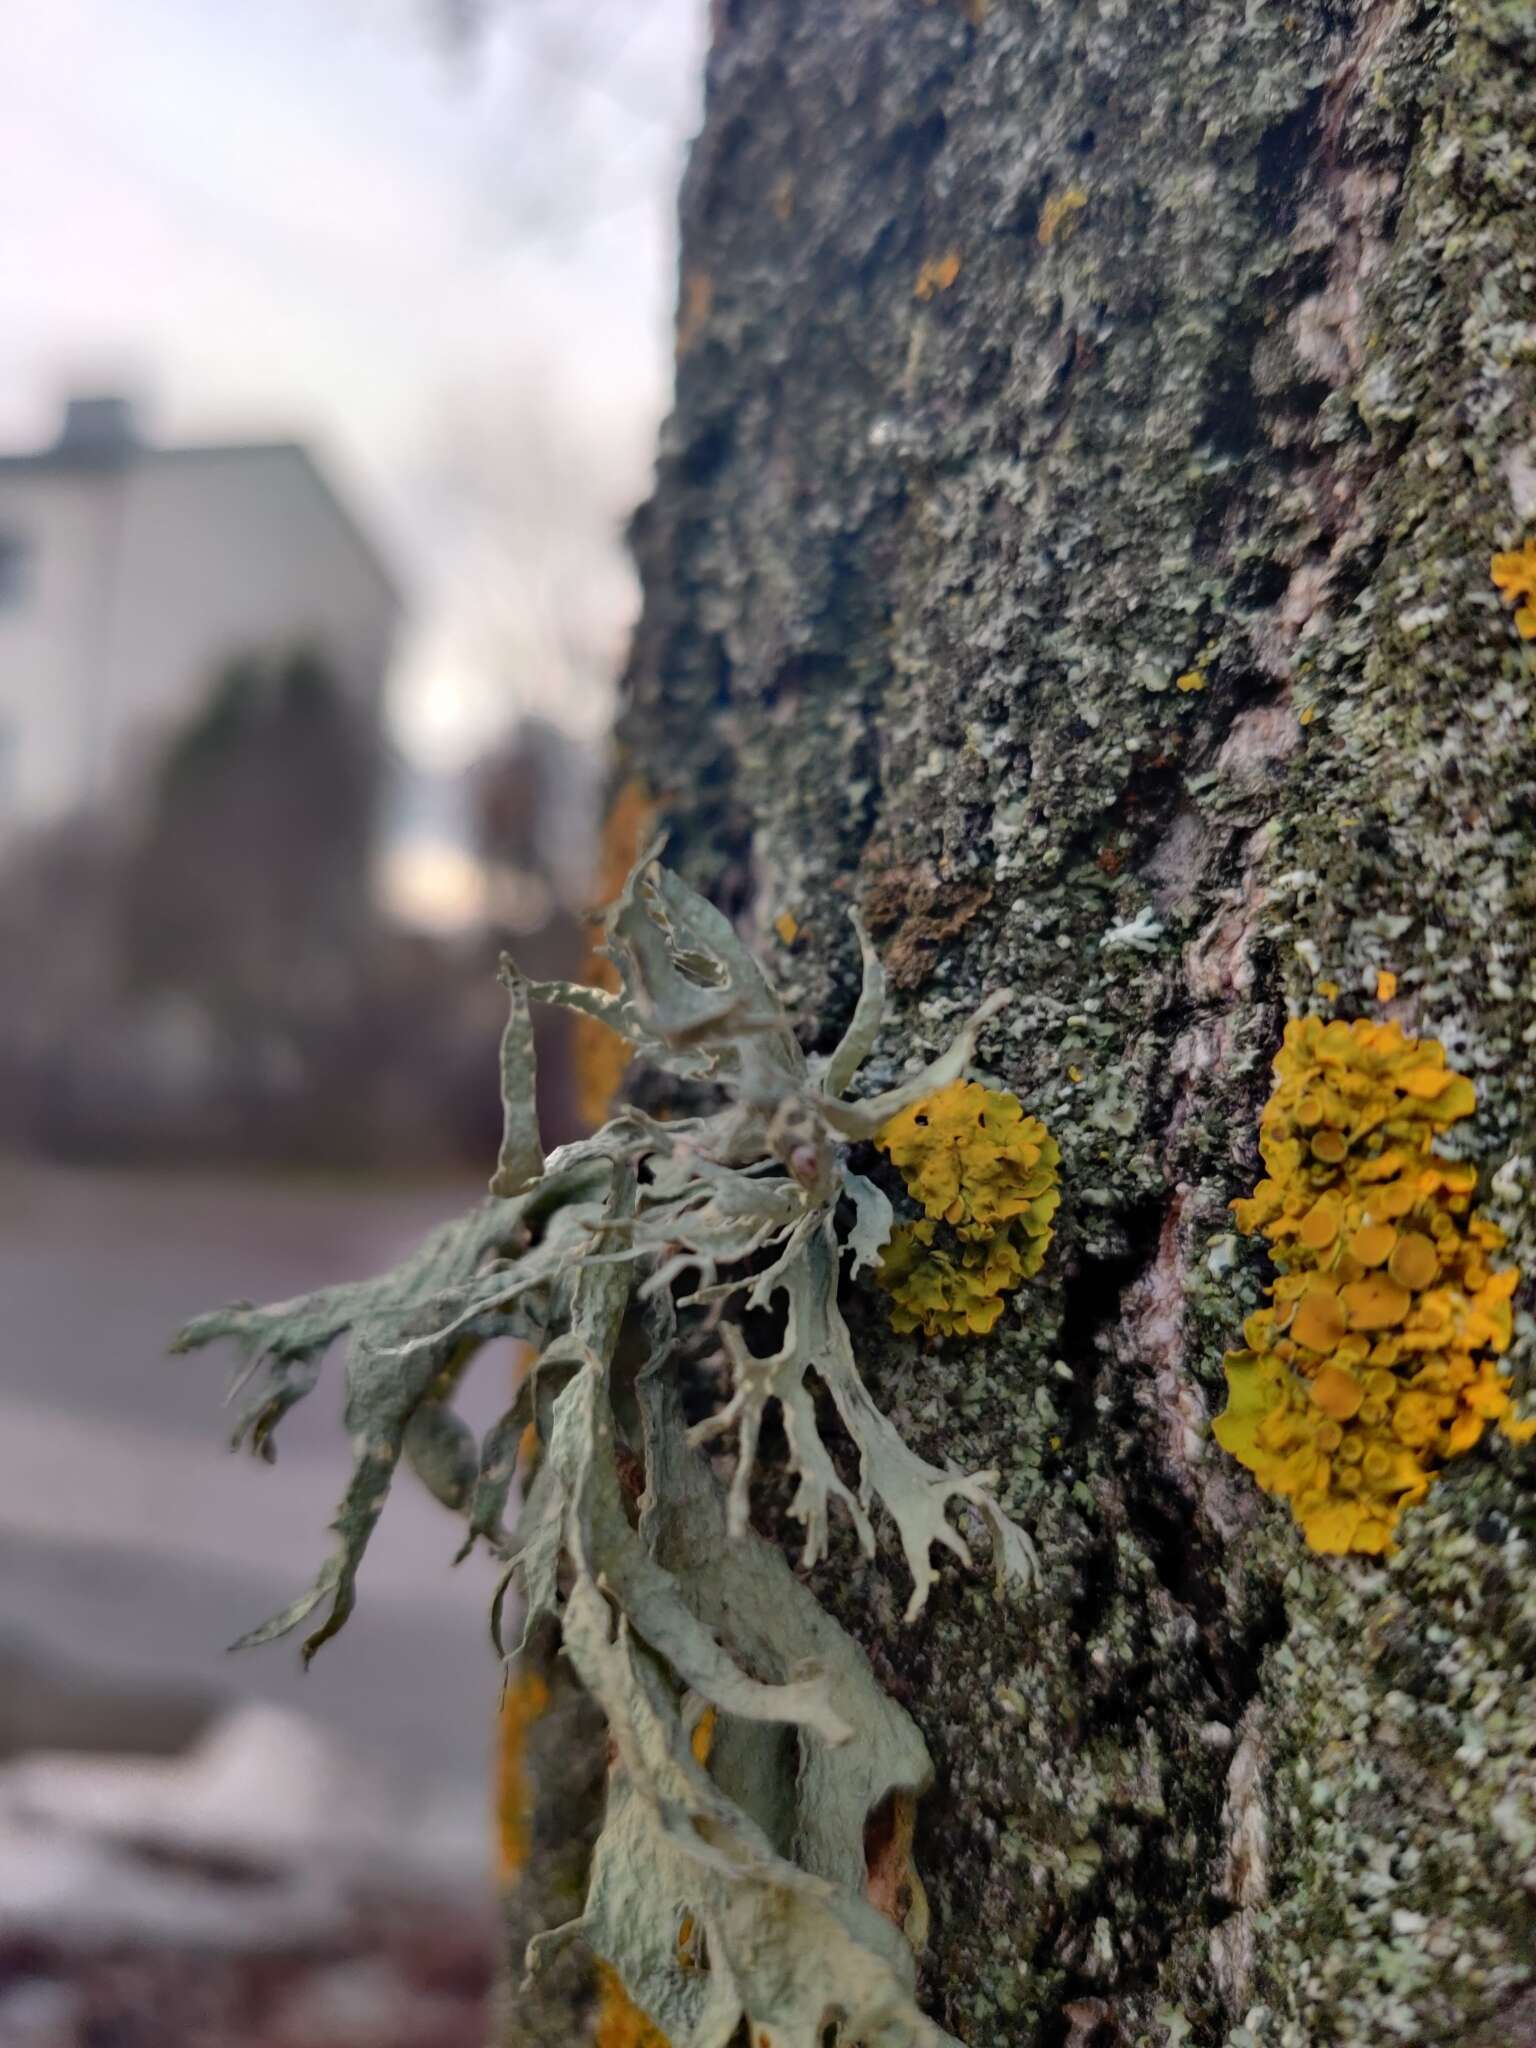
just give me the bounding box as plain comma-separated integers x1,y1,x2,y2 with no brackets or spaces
0,425,403,608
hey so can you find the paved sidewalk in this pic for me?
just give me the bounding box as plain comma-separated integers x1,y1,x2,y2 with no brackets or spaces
0,1159,516,1839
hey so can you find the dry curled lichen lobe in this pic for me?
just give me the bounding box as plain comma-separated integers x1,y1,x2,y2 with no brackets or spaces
1214,1016,1533,1555
877,1079,1059,1337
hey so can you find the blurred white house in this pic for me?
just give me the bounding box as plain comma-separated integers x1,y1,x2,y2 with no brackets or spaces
0,396,401,834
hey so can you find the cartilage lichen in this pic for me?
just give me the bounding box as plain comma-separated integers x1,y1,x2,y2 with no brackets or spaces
176,844,1037,2048
876,1080,1059,1336
1212,1016,1533,1555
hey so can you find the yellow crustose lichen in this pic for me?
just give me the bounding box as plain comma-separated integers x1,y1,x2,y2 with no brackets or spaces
877,1079,1059,1337
1491,537,1536,639
1214,1017,1533,1556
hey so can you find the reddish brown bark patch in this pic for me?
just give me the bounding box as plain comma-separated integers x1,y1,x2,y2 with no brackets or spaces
860,853,991,991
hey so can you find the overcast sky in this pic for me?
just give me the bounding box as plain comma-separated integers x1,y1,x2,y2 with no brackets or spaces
0,0,705,768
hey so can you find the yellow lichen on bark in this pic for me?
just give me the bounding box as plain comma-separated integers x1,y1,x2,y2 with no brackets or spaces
494,1667,552,1882
675,270,714,358
594,1967,672,2048
913,249,961,299
1213,1016,1533,1555
1491,537,1536,638
573,779,654,1128
877,1079,1059,1337
1037,187,1087,246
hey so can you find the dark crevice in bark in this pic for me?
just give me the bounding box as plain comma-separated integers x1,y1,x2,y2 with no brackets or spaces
880,106,949,184
1195,321,1274,470
1253,87,1328,230
709,636,734,711
1120,1471,1290,1725
1220,1578,1292,1723
1057,1198,1168,1457
679,409,736,488
1034,1808,1194,2043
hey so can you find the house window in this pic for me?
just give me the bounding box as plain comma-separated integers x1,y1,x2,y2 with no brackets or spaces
0,532,32,608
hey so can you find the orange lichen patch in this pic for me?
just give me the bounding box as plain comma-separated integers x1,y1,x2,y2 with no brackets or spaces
675,1910,705,1972
1037,187,1087,246
1298,705,1317,727
1350,1221,1397,1267
863,1789,929,1947
1366,1176,1418,1220
1174,668,1207,693
675,269,714,357
1376,969,1398,1002
913,249,961,300
1212,1016,1531,1554
877,1081,1059,1338
880,1080,1060,1241
1298,1199,1340,1250
690,1705,717,1767
879,1219,1025,1338
1341,1273,1411,1330
494,1667,551,1881
773,910,799,945
573,780,654,1129
1311,1366,1364,1420
1388,1231,1439,1290
1491,537,1536,639
595,1964,672,2048
1395,1057,1450,1098
1292,1287,1346,1351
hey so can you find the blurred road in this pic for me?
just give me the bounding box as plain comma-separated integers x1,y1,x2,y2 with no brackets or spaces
0,1158,519,1859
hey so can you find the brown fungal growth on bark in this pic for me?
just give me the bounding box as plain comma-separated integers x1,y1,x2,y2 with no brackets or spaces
859,851,990,991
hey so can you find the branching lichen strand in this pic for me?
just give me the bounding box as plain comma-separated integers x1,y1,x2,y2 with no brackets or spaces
178,848,1036,2048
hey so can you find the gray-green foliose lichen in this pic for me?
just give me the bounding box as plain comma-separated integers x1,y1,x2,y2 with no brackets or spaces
176,843,1039,2048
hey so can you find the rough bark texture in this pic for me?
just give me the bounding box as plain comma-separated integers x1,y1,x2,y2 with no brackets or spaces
618,2,1536,2042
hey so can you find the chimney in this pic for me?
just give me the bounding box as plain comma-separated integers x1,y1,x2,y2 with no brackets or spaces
55,395,141,456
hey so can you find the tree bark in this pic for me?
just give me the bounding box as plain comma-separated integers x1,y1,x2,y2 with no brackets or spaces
617,2,1536,2042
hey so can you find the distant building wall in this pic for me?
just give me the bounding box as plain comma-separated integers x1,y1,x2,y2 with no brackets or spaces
0,467,123,821
0,403,401,833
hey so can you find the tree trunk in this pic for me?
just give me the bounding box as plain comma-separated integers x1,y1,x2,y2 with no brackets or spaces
616,2,1536,2041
